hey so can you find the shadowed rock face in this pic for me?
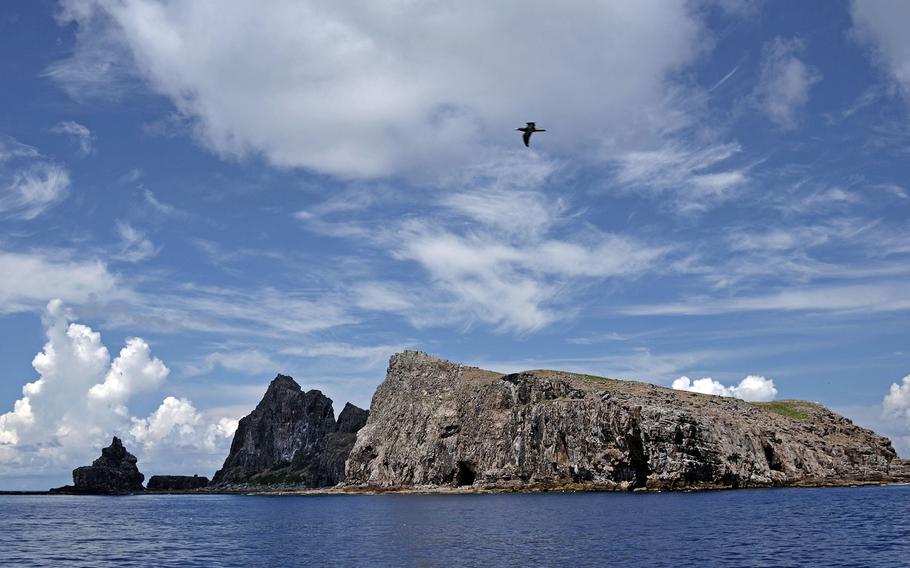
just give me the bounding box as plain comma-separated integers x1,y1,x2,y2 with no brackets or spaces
52,437,145,494
211,375,368,487
345,351,902,491
146,475,210,491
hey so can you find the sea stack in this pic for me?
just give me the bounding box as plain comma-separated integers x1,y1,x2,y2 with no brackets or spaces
211,374,368,487
345,351,903,491
51,436,145,494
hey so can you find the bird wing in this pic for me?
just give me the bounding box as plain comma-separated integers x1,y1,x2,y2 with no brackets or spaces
523,131,531,147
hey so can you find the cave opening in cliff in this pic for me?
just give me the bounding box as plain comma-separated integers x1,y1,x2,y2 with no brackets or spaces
456,461,476,486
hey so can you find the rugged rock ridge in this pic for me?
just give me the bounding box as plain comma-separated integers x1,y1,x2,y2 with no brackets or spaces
211,374,368,487
345,351,902,491
51,437,145,494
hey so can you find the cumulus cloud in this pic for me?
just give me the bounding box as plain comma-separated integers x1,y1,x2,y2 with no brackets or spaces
851,0,910,97
51,121,94,156
754,37,821,129
130,397,236,450
52,0,704,179
88,337,169,413
672,374,778,402
883,374,910,422
0,301,236,479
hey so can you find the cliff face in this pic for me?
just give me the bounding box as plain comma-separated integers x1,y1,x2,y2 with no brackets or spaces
211,375,367,487
345,351,901,491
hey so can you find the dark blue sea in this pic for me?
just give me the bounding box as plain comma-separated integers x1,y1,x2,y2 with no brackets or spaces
2,485,909,567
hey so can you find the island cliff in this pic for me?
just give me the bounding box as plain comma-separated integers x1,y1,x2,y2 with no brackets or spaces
211,375,368,487
344,351,904,491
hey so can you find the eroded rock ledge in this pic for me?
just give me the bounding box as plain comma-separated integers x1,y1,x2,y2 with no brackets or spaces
344,351,903,492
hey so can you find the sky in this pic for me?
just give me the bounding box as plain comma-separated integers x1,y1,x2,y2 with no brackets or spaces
1,0,910,490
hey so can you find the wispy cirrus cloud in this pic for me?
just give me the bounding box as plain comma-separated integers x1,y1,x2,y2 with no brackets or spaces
610,141,751,212
51,121,95,156
622,281,910,316
114,221,159,263
0,164,70,220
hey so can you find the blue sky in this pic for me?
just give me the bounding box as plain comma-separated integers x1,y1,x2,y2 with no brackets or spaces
2,0,910,489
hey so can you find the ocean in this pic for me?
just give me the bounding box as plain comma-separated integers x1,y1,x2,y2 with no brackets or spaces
2,485,908,567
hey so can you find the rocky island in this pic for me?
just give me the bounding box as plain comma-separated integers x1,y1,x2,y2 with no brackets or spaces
42,351,909,495
50,436,145,495
343,351,909,492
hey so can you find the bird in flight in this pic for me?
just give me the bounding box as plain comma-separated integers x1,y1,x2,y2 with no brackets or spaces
515,122,546,147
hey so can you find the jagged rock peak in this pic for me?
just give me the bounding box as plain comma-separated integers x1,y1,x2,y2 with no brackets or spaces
211,373,368,488
266,374,301,392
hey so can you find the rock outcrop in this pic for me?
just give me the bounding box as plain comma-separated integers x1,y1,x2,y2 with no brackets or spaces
146,474,210,491
51,437,145,494
211,374,368,487
345,351,903,491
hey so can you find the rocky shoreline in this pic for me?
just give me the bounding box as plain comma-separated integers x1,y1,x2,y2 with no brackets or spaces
29,351,910,496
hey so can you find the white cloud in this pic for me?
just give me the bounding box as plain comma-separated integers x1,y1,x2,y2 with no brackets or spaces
754,37,821,129
53,0,705,179
672,374,778,402
883,374,910,422
183,349,276,377
115,220,158,262
395,219,667,332
611,142,749,212
0,162,70,220
0,301,236,479
296,153,669,333
127,286,358,337
130,396,203,449
0,137,39,162
0,250,119,314
352,283,413,313
142,188,187,218
851,0,910,97
51,121,94,156
623,281,910,316
281,342,402,366
88,337,169,413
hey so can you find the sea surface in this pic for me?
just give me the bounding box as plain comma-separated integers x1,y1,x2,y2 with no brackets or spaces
2,485,909,567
